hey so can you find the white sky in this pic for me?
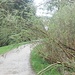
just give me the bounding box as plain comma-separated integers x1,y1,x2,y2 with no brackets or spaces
34,0,44,6
33,0,52,17
33,0,57,17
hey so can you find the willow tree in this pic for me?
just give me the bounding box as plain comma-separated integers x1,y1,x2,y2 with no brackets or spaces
32,1,75,75
0,0,36,46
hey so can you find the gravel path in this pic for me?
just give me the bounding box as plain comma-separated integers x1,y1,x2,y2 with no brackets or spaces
0,44,36,75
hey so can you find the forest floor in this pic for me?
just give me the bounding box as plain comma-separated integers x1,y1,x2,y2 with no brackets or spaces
0,44,36,75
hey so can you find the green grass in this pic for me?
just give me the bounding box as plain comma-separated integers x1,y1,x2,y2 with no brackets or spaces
30,44,61,75
0,40,41,55
0,42,29,54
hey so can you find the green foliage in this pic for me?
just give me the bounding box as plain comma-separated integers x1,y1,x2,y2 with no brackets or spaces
31,2,75,75
31,44,61,75
45,0,75,11
0,0,36,47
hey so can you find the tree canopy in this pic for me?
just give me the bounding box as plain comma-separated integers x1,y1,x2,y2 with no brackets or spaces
0,0,36,46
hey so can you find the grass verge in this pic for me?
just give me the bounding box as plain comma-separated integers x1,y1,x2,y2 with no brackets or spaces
30,44,61,75
0,42,29,54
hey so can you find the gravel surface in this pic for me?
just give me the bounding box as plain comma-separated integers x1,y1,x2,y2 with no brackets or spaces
0,44,36,75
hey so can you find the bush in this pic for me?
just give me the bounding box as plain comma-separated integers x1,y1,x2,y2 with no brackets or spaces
33,3,75,75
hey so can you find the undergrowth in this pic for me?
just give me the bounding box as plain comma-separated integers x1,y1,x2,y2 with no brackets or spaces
31,44,61,75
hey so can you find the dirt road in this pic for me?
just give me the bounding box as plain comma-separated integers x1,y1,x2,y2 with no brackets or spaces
0,44,36,75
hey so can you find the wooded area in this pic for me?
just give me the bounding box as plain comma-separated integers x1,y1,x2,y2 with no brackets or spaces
0,0,75,75
0,0,36,46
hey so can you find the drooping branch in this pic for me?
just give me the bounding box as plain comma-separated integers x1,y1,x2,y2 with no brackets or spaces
58,40,75,52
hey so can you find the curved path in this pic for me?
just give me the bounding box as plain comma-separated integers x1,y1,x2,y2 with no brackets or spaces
0,44,36,75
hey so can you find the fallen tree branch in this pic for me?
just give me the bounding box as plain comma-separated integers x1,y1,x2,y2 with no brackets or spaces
37,62,61,75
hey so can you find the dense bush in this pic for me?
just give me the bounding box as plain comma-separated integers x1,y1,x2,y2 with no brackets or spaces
35,3,75,75
0,0,36,47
